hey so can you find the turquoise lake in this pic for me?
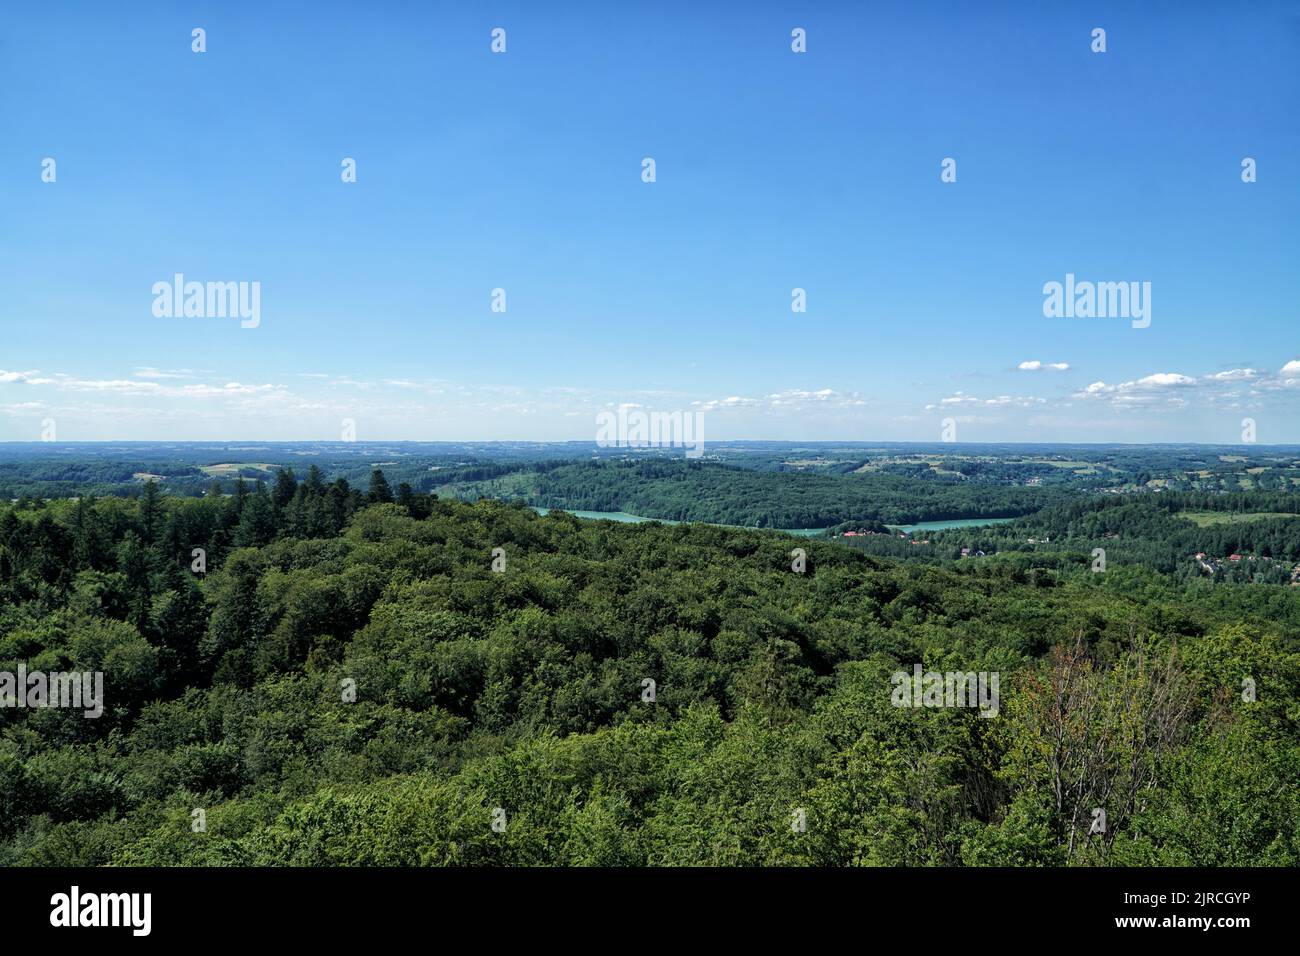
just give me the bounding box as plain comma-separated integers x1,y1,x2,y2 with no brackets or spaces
531,507,827,536
887,517,1018,533
532,508,1018,536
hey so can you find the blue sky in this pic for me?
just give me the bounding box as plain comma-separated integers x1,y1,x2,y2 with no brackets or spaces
2,0,1297,442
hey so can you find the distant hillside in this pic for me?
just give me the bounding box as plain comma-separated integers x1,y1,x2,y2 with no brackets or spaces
433,459,1066,528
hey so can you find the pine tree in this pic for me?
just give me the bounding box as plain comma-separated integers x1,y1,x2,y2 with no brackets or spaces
72,496,95,569
272,468,298,509
305,465,326,496
368,469,394,504
226,477,250,528
139,480,161,544
235,484,278,547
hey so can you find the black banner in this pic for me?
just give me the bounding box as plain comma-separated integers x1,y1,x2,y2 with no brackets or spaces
1,866,1282,942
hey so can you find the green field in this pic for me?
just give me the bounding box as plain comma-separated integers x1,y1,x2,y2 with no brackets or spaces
199,462,278,477
1178,510,1300,527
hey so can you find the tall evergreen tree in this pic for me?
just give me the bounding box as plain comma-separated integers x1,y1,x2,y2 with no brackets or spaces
234,484,278,548
226,477,250,528
304,465,326,496
139,480,162,545
368,469,394,504
272,468,298,509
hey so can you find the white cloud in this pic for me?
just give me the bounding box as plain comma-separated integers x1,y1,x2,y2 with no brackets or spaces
695,395,762,412
1018,360,1070,371
0,402,48,415
1076,373,1195,400
926,391,1046,411
1136,373,1196,388
133,367,211,380
1068,363,1300,413
935,390,1045,408
0,369,41,384
692,388,867,413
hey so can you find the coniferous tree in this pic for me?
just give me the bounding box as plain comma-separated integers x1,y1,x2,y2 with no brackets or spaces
139,480,161,545
151,565,208,692
72,496,96,569
116,530,153,634
226,477,250,528
234,483,278,548
368,469,394,504
273,467,298,510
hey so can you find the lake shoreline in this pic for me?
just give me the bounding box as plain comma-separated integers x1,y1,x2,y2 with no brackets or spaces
531,507,1019,537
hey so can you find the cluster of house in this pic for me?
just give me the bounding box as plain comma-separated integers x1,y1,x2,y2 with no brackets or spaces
830,528,998,556
835,530,932,544
1194,552,1300,584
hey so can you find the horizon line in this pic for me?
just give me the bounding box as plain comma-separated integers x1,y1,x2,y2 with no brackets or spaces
0,439,1297,449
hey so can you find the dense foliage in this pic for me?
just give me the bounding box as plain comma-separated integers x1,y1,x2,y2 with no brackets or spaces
1,474,1296,866
433,459,1065,528
837,491,1300,583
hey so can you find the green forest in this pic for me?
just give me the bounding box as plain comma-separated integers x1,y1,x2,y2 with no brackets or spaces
431,458,1066,527
838,490,1300,581
1,469,1296,865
